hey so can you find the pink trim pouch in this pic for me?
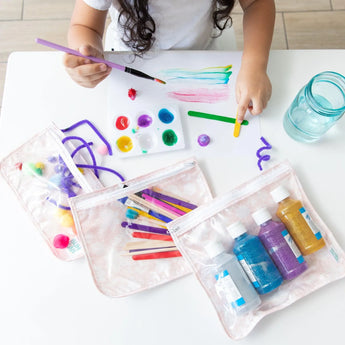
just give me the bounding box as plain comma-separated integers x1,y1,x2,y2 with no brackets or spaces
167,161,345,339
69,158,213,296
0,123,102,261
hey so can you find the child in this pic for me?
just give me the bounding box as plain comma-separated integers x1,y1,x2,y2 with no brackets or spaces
64,0,275,123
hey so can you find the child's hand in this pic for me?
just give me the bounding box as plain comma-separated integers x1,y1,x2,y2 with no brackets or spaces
63,45,112,88
235,65,272,123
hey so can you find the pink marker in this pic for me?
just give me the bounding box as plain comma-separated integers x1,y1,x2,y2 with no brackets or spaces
142,193,185,216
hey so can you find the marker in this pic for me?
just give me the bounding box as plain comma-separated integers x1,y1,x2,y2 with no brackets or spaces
36,38,166,84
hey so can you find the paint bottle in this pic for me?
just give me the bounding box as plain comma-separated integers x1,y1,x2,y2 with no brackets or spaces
252,208,308,280
270,186,326,255
227,222,283,294
205,241,261,315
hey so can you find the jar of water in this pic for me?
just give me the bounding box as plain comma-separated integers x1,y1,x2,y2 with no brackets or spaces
284,71,345,143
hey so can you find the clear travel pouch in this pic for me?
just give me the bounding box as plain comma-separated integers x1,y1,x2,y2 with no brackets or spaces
69,158,213,297
167,161,345,339
0,123,103,261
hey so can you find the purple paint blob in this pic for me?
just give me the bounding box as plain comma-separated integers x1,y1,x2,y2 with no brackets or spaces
197,134,210,147
137,114,153,128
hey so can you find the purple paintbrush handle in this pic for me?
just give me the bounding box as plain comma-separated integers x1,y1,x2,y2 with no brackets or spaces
121,222,170,235
36,38,125,71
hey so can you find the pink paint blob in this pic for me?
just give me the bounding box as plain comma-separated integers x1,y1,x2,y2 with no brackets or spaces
97,144,109,155
53,234,70,249
167,86,230,103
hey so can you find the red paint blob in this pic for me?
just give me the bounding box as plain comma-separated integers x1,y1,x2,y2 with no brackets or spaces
128,88,137,100
115,116,130,130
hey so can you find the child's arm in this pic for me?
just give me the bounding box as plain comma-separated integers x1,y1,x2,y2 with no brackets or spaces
63,0,112,88
236,0,275,122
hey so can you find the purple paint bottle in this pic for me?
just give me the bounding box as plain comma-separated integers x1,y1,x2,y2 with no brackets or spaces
252,208,308,280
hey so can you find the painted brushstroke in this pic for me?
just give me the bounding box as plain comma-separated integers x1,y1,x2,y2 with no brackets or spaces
167,87,230,103
160,65,232,85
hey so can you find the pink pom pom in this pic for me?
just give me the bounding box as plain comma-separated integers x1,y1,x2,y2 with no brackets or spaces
53,234,70,249
97,144,109,156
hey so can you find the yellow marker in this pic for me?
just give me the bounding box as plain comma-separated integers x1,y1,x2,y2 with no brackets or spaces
233,110,241,138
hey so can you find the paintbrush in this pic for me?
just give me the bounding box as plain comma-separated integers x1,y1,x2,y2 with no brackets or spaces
36,38,166,84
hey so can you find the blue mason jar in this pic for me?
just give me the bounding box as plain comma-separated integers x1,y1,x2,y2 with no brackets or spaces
284,71,345,143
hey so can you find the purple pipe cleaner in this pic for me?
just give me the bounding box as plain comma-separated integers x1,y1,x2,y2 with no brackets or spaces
256,136,272,171
62,136,99,178
71,142,93,158
61,119,113,156
76,164,125,182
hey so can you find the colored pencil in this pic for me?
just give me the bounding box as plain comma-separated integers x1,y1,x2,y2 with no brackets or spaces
141,189,197,210
128,194,177,220
36,38,166,84
141,193,185,216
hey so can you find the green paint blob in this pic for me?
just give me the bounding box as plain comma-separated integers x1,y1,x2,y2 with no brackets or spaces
162,129,178,146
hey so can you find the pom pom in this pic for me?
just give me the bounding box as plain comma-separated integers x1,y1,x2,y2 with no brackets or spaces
97,144,109,156
53,234,70,249
197,134,210,147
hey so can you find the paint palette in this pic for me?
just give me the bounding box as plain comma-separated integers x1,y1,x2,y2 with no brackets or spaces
111,105,185,157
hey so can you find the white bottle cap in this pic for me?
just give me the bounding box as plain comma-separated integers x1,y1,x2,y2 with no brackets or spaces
205,241,225,258
227,221,247,239
252,208,272,225
270,185,290,203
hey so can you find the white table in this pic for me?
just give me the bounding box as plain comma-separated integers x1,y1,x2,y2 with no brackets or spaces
1,50,345,345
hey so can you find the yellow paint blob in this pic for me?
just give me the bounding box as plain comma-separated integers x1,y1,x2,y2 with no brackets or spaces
117,136,133,152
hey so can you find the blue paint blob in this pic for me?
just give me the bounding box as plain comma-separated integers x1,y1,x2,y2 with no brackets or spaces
158,108,174,124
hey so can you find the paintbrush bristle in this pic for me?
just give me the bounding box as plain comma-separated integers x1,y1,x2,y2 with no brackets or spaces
155,78,166,84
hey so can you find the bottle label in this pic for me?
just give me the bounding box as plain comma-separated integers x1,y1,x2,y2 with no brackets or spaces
237,255,259,288
215,270,245,308
299,207,323,240
281,229,305,263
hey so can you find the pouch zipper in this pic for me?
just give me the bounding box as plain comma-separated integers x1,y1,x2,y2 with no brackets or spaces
169,161,292,237
73,158,197,210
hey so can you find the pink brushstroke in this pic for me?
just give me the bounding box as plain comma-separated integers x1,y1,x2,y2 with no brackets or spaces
167,87,230,103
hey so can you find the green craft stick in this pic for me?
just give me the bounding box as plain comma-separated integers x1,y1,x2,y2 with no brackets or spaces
187,111,249,126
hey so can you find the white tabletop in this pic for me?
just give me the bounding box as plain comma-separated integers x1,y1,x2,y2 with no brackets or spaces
1,50,345,345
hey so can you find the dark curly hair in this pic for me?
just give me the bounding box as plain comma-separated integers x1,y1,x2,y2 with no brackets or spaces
117,0,236,55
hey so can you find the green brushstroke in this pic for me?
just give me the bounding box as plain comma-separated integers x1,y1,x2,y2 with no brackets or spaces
188,111,249,125
160,65,232,85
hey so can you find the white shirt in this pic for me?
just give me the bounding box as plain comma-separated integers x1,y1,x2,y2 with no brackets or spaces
83,0,216,51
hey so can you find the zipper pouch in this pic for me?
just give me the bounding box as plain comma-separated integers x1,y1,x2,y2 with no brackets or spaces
69,158,212,297
0,123,103,261
167,161,345,339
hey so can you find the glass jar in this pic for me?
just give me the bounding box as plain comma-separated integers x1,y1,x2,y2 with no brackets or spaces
283,71,345,143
